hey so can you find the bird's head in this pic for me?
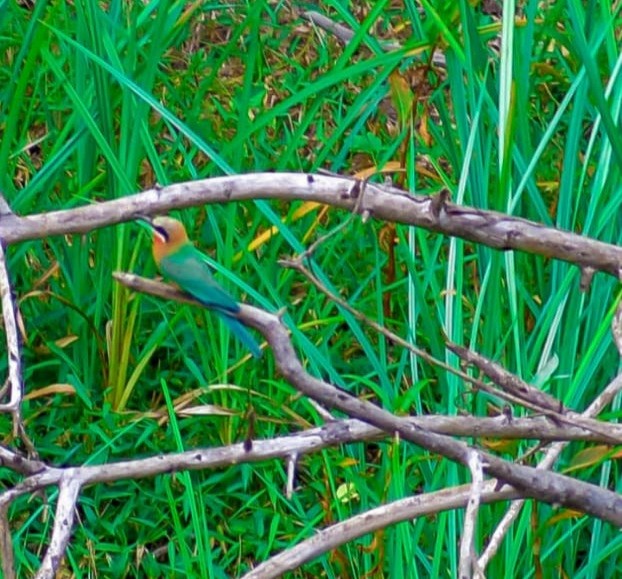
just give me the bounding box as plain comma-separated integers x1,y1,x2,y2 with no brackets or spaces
136,215,190,261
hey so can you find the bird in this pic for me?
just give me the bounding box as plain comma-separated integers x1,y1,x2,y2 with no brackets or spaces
137,215,262,358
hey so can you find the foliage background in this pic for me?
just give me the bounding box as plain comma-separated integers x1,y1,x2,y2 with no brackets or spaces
1,0,622,576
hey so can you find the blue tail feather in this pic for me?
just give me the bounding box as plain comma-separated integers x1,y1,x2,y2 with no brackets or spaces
219,313,262,358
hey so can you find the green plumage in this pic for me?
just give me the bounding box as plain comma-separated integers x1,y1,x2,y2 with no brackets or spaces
159,245,262,358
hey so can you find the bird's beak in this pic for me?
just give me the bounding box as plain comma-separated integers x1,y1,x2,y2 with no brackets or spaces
135,215,155,232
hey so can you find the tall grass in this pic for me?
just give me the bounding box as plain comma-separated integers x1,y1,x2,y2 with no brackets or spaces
1,0,622,576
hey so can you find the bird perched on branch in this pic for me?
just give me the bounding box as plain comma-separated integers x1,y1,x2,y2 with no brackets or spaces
137,215,262,358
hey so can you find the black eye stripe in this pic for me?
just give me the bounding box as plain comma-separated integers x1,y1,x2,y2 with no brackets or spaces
155,226,169,241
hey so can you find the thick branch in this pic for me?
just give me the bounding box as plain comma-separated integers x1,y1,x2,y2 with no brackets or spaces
0,419,387,508
115,273,622,526
243,482,519,578
0,174,620,280
115,272,622,445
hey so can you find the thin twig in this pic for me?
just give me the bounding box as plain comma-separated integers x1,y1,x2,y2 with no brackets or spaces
285,453,297,499
279,258,614,434
447,341,564,414
301,10,444,64
447,341,622,444
301,10,402,51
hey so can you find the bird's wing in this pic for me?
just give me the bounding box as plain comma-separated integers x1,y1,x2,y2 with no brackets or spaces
159,245,240,313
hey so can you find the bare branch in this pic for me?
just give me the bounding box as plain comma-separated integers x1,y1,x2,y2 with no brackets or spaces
447,341,565,414
613,300,622,356
302,11,362,46
243,482,520,578
0,240,22,412
448,342,622,444
0,174,620,280
0,239,36,456
0,191,12,217
0,420,386,504
300,10,444,63
0,445,46,476
35,476,81,579
0,502,15,579
116,273,622,525
285,453,297,499
279,259,622,441
478,371,622,568
460,451,486,579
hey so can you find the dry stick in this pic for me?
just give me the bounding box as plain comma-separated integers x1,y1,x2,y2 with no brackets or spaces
0,502,16,579
0,191,13,217
0,410,510,578
447,342,622,444
0,174,622,281
279,258,621,442
114,274,622,526
301,10,444,63
0,240,22,413
285,453,297,500
0,215,28,579
244,482,520,579
1,174,621,571
302,11,365,46
0,419,399,502
0,238,36,457
113,271,622,453
0,445,47,475
478,303,622,568
460,451,486,579
613,299,622,356
447,341,564,414
478,370,622,570
35,476,82,579
0,189,27,450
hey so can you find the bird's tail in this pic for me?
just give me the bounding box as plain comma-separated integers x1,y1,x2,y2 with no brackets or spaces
219,313,262,358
